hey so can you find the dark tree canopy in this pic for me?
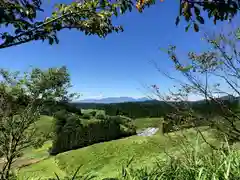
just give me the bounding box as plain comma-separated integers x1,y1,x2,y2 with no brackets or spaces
137,0,240,32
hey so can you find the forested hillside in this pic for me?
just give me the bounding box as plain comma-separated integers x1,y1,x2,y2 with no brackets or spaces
72,96,240,119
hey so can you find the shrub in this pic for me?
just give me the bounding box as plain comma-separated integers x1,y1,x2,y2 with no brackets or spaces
82,113,91,120
96,113,105,120
162,113,210,134
89,111,97,117
50,114,136,155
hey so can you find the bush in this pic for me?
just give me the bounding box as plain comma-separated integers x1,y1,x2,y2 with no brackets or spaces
50,114,136,155
82,113,91,120
89,111,97,117
162,113,210,134
96,113,105,120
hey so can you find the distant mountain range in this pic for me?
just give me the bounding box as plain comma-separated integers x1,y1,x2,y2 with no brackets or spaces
78,97,150,104
77,95,240,104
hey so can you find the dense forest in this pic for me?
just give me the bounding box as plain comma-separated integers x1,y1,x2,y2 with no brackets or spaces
72,96,240,119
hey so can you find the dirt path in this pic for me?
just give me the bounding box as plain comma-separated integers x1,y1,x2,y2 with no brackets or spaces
137,127,159,136
0,157,48,169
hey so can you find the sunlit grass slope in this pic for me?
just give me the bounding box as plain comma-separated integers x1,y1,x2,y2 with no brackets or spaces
18,125,217,180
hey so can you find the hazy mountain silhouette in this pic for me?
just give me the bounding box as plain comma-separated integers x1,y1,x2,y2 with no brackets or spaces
79,97,150,104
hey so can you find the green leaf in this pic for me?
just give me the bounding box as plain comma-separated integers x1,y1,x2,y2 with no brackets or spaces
194,6,200,16
193,23,199,32
128,3,132,12
113,7,118,17
54,35,59,44
236,28,240,39
49,37,54,45
196,16,205,24
119,7,123,14
175,16,180,26
15,28,22,34
185,24,191,32
100,0,106,8
71,165,83,180
181,65,193,72
159,47,169,53
55,23,62,31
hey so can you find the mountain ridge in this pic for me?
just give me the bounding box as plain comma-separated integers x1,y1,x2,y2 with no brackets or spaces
78,97,150,104
77,95,240,104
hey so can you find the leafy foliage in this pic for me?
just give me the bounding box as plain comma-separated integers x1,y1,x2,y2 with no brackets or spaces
50,113,136,155
159,28,240,144
73,99,239,120
96,113,106,119
0,0,134,49
136,0,240,32
0,66,72,179
1,0,240,50
82,113,91,119
89,110,97,117
41,100,82,116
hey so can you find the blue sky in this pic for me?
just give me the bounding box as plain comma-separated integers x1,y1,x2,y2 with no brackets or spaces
0,0,236,100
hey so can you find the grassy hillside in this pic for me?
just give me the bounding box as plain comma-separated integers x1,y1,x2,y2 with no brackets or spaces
17,125,218,180
21,116,54,160
34,115,55,137
81,109,105,115
133,117,163,130
0,116,54,171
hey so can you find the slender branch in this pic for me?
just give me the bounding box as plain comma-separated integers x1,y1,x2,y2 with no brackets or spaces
0,4,116,49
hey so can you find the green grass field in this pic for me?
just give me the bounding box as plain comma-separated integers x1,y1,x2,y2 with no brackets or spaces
81,109,105,115
133,117,163,131
33,115,55,140
16,115,219,180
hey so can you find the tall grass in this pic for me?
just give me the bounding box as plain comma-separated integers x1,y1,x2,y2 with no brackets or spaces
119,135,240,180
48,135,240,180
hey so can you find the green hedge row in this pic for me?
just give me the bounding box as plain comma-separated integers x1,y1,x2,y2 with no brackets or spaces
50,111,136,155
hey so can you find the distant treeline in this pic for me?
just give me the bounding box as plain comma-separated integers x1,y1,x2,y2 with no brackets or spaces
72,99,240,119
